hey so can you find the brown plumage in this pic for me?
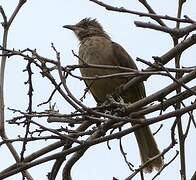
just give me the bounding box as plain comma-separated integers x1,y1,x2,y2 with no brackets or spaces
63,18,163,172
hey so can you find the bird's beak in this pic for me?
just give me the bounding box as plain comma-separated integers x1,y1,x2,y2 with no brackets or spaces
62,25,76,31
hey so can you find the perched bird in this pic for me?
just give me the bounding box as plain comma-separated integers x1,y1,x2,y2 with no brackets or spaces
63,18,163,172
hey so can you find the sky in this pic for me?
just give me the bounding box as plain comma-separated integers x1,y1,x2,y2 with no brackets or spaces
0,0,196,180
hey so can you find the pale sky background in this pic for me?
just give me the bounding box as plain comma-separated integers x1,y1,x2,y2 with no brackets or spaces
0,0,196,180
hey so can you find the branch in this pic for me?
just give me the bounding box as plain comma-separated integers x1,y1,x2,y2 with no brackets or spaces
174,1,187,179
89,0,194,23
134,21,196,38
125,69,196,113
62,101,196,180
121,34,196,93
1,101,195,179
152,151,179,179
131,86,196,117
138,0,166,26
0,1,32,179
191,171,196,180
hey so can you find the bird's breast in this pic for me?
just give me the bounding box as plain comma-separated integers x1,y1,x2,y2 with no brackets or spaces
79,37,127,103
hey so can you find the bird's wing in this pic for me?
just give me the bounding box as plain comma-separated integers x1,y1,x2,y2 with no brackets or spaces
83,80,102,104
112,41,146,98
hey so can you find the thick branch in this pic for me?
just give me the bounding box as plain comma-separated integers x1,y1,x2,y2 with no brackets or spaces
122,34,196,93
134,21,196,38
1,101,195,179
125,68,196,113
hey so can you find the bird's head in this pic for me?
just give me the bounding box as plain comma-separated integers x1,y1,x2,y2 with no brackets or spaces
63,18,110,41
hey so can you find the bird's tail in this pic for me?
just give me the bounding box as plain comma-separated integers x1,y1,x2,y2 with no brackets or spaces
133,122,164,173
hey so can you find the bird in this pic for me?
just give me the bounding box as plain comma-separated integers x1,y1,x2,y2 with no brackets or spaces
63,18,163,173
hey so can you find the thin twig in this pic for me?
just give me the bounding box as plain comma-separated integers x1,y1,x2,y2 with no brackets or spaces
119,136,134,171
152,151,179,180
138,0,166,26
89,0,194,23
